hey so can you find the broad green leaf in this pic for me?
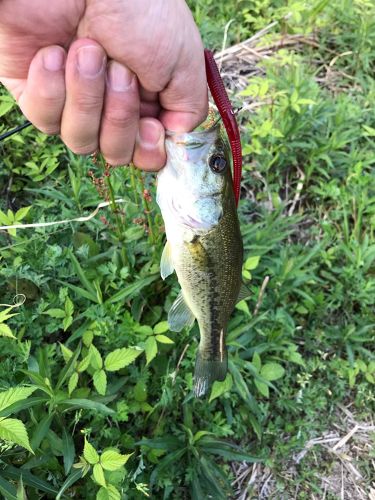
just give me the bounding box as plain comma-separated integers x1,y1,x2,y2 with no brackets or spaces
0,307,18,323
209,373,233,402
93,370,107,396
93,463,106,487
90,344,103,370
60,343,74,363
14,206,31,222
77,353,92,373
155,334,174,344
145,337,157,365
235,300,250,316
244,256,260,270
97,485,121,500
65,296,74,317
63,315,73,331
254,379,269,398
261,363,285,381
0,323,16,339
68,372,79,395
43,308,66,319
0,418,33,453
100,450,132,471
252,352,262,372
0,387,36,413
83,438,99,465
153,321,169,334
104,348,142,372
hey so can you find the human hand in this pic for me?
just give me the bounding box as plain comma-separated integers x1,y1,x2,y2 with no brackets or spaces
0,0,207,170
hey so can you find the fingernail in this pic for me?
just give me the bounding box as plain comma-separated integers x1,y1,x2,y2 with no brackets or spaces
77,46,105,78
138,120,162,146
43,47,65,72
108,61,133,91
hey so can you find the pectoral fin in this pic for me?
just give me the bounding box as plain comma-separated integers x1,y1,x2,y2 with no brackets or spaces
237,282,251,303
168,290,195,332
160,240,174,280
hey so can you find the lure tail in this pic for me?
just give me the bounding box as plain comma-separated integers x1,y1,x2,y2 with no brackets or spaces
194,349,228,398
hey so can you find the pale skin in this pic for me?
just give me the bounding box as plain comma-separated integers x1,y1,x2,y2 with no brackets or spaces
0,0,208,170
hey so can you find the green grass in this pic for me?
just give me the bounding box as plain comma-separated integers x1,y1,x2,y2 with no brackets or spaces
0,0,374,498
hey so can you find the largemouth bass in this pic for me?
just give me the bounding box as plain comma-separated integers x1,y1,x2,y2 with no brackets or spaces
156,124,245,397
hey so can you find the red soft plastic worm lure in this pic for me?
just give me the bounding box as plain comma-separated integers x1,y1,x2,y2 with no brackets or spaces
204,49,242,207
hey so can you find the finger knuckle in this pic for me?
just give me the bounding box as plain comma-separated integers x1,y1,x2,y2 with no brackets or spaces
74,93,103,114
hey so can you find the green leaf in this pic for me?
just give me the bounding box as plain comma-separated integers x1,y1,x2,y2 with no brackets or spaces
209,373,233,402
63,315,73,331
254,379,269,397
16,477,26,500
56,469,83,500
0,397,49,418
83,438,99,465
97,485,121,500
68,372,79,395
93,370,107,396
145,337,158,365
62,398,114,415
0,474,17,500
69,251,99,300
65,296,74,317
90,344,103,370
56,343,81,391
30,413,53,450
77,353,92,373
104,348,142,372
2,465,58,496
0,418,33,453
14,206,31,222
106,275,158,304
93,463,106,487
235,300,250,316
244,256,260,270
0,307,18,323
261,363,285,381
252,352,262,372
100,450,132,471
153,321,169,334
43,308,66,319
0,387,36,413
0,323,16,339
155,334,174,344
62,427,75,474
60,343,74,363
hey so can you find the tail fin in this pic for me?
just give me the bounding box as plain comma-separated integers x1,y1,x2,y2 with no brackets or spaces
194,350,228,398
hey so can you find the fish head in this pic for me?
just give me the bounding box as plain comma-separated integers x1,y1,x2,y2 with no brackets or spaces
157,124,234,235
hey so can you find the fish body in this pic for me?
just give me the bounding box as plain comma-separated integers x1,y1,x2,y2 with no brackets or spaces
156,125,243,397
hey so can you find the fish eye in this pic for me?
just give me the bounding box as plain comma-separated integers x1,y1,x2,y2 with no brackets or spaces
209,154,227,173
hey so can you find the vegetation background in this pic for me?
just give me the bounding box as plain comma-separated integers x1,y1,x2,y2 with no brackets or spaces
0,0,374,498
